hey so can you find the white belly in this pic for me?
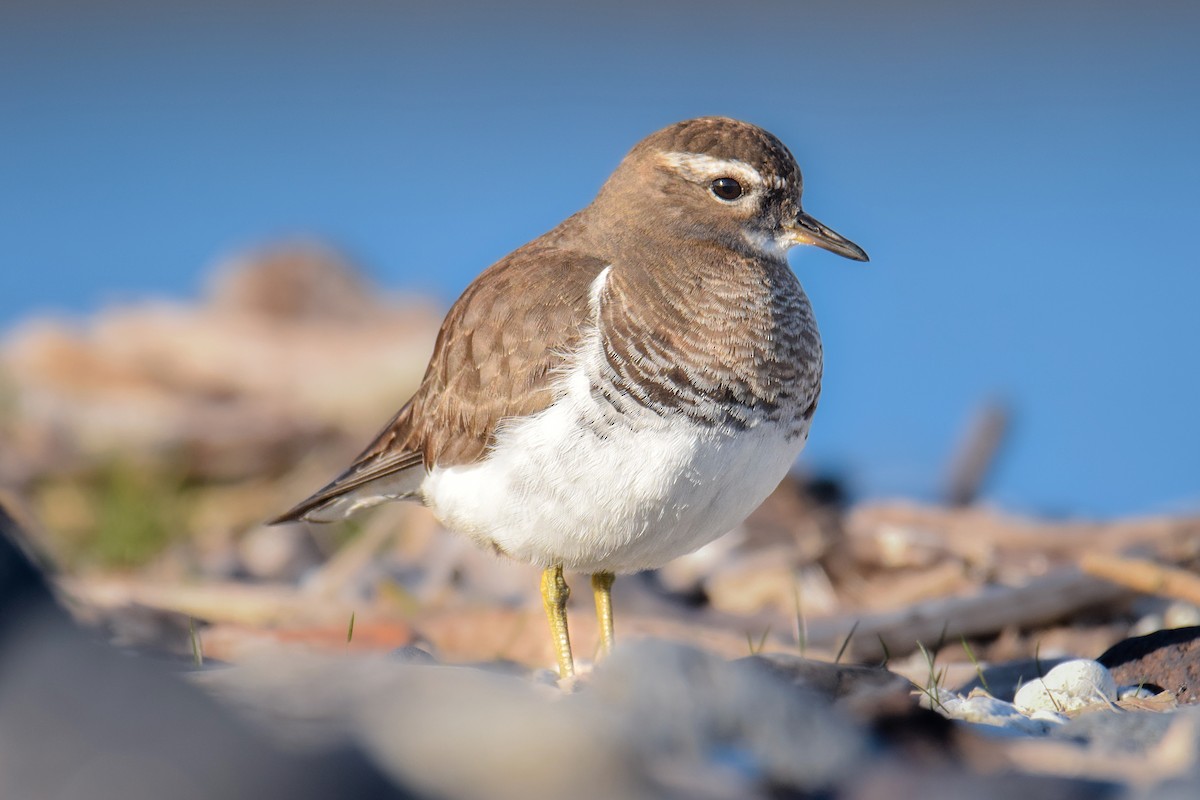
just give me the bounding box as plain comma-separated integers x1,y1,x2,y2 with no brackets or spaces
420,383,808,574
419,265,813,573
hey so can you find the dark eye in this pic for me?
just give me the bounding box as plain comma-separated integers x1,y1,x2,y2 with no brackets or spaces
710,177,743,201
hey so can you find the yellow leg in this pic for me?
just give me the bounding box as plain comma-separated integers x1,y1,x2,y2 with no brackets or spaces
592,571,615,658
540,565,574,679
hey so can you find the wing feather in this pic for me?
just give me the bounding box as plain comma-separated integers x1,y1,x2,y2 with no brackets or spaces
272,240,609,524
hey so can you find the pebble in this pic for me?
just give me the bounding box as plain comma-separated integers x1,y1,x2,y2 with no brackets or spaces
924,674,1134,738
918,686,962,714
1013,659,1117,713
1118,684,1161,701
1164,602,1200,629
955,694,1047,733
1128,602,1200,637
924,688,1059,735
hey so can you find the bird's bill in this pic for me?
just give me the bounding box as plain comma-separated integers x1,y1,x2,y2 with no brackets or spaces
786,211,869,262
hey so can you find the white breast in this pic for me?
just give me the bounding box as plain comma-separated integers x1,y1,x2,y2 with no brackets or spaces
422,391,807,573
419,267,812,574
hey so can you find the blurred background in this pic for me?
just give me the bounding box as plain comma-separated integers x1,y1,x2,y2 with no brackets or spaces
2,0,1199,577
6,8,1200,795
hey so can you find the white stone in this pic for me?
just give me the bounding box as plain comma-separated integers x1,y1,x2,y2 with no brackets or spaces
1129,613,1164,637
1013,659,1117,713
957,695,1052,734
956,695,1021,723
1164,602,1200,629
920,687,963,714
923,690,1051,735
1117,684,1159,700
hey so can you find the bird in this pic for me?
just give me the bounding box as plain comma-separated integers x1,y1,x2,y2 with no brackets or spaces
272,117,868,680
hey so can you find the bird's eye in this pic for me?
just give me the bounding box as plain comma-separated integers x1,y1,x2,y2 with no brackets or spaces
710,177,743,201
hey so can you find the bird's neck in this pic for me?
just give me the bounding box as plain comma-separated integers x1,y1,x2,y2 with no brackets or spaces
585,235,820,434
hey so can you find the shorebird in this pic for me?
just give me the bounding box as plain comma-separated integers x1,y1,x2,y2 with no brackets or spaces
273,117,868,679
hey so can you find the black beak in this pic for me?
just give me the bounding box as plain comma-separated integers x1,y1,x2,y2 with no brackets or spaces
789,211,869,262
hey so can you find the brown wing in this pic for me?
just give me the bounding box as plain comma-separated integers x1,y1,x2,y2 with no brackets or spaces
271,242,609,523
401,244,610,465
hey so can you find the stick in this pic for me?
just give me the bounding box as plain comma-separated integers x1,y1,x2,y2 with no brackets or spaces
802,568,1130,662
1080,552,1200,605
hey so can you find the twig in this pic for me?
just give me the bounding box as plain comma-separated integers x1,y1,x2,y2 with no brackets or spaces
1080,552,1200,605
803,567,1130,662
943,399,1011,507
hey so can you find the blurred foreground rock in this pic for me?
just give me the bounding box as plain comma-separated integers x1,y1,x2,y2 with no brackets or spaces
0,502,409,800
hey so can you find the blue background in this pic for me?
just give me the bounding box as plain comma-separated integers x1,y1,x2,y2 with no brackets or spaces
2,0,1197,517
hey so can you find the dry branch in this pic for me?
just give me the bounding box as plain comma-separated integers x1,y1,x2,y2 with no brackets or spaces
847,503,1200,569
803,568,1131,662
61,578,319,627
1080,552,1200,605
942,400,1010,507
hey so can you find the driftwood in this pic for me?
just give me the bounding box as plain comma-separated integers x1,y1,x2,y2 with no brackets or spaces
1080,552,1200,606
803,568,1131,662
942,400,1011,507
61,578,322,627
846,502,1200,570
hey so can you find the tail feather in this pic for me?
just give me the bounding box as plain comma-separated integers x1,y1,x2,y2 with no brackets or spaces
269,450,426,524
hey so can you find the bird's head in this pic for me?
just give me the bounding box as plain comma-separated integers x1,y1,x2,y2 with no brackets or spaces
592,116,868,263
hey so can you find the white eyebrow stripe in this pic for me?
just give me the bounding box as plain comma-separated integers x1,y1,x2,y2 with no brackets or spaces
660,151,764,186
660,151,790,191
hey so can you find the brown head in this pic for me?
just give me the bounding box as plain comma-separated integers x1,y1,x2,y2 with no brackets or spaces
587,116,868,262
